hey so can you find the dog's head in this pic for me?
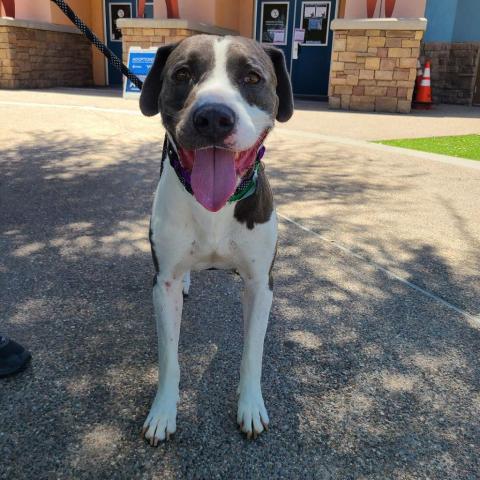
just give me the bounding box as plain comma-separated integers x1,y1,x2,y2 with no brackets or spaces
140,35,293,212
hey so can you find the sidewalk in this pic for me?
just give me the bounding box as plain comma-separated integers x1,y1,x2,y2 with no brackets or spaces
291,99,480,140
1,88,479,140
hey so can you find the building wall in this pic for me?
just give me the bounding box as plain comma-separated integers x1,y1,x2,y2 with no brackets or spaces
13,0,51,22
154,0,216,26
422,42,480,105
238,0,254,37
153,0,251,36
344,0,426,19
216,0,254,37
0,21,93,88
50,0,92,26
424,0,480,43
88,0,107,85
423,0,457,42
50,0,107,85
452,0,480,42
50,0,106,85
422,0,480,106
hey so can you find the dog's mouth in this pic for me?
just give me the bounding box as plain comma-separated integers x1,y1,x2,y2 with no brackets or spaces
177,132,267,212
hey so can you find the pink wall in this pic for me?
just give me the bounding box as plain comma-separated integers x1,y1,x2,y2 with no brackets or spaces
154,0,215,24
14,0,52,22
344,0,426,18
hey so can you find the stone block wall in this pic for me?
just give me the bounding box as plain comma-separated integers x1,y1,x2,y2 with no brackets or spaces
329,22,426,113
0,20,92,89
422,42,480,105
119,27,201,66
117,20,236,82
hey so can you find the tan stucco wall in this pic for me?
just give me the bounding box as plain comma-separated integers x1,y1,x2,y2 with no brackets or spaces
344,0,426,19
154,0,216,26
215,0,254,37
237,0,254,38
88,0,107,86
154,0,253,37
50,0,107,85
50,0,92,26
13,0,51,22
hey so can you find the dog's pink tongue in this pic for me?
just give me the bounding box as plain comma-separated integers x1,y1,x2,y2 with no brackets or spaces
191,148,237,212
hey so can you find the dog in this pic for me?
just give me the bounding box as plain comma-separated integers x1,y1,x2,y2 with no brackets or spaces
139,34,293,445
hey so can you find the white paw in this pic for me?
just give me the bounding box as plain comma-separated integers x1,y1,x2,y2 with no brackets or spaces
182,271,191,296
142,392,178,446
237,390,269,439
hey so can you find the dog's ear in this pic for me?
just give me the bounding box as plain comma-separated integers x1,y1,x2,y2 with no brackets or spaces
140,43,178,117
262,45,294,122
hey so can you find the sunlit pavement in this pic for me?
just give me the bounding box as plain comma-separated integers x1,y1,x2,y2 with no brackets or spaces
1,88,479,479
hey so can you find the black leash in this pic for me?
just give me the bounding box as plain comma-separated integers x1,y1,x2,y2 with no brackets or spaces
50,0,143,89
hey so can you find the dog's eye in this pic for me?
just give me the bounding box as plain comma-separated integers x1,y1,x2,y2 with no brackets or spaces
243,71,261,85
174,67,191,83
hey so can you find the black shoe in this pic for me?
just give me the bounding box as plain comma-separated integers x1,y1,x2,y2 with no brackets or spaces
0,336,31,378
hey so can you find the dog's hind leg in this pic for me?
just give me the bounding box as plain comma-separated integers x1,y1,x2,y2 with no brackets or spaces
143,274,183,446
182,271,191,297
237,276,272,439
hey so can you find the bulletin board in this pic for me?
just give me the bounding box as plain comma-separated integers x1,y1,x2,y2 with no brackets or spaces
260,2,290,45
300,1,331,46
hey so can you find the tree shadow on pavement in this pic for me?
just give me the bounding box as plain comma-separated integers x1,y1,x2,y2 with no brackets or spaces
1,130,479,479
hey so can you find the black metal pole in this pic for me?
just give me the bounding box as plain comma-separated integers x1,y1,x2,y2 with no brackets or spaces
50,0,143,89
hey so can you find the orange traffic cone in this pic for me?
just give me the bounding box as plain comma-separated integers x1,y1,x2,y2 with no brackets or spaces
413,59,433,110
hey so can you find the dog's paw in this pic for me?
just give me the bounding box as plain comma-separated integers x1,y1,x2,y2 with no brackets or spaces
142,395,178,446
237,392,269,439
182,271,191,297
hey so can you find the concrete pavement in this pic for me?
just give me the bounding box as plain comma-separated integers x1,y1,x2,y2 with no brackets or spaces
1,89,479,479
2,88,479,140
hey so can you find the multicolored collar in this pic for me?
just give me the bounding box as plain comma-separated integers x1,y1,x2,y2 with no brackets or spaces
161,135,266,204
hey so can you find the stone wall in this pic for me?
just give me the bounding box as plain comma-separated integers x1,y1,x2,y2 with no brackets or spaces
329,19,427,113
0,19,92,89
119,27,200,66
422,42,480,105
117,19,236,74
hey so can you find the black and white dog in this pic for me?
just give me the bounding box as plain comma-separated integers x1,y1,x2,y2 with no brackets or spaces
139,34,293,445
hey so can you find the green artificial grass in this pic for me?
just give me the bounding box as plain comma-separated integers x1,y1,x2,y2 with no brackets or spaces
376,134,480,161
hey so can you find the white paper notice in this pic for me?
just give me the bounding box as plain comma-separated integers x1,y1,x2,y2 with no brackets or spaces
272,29,286,43
294,28,305,42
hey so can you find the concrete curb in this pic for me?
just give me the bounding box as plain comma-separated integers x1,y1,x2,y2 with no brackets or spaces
276,127,480,171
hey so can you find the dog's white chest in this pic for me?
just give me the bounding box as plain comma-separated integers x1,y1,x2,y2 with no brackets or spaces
150,161,262,274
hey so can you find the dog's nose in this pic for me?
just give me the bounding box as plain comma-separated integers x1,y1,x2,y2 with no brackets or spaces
192,103,236,142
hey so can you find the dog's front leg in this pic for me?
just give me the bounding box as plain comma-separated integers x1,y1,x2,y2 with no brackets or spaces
237,278,272,438
143,274,183,446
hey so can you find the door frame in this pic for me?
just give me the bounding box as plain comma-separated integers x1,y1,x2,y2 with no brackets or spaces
103,0,136,86
102,0,109,85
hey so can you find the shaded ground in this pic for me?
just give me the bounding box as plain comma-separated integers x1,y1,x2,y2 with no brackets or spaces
1,91,479,479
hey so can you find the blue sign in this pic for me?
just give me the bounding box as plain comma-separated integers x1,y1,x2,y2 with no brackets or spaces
124,47,157,96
